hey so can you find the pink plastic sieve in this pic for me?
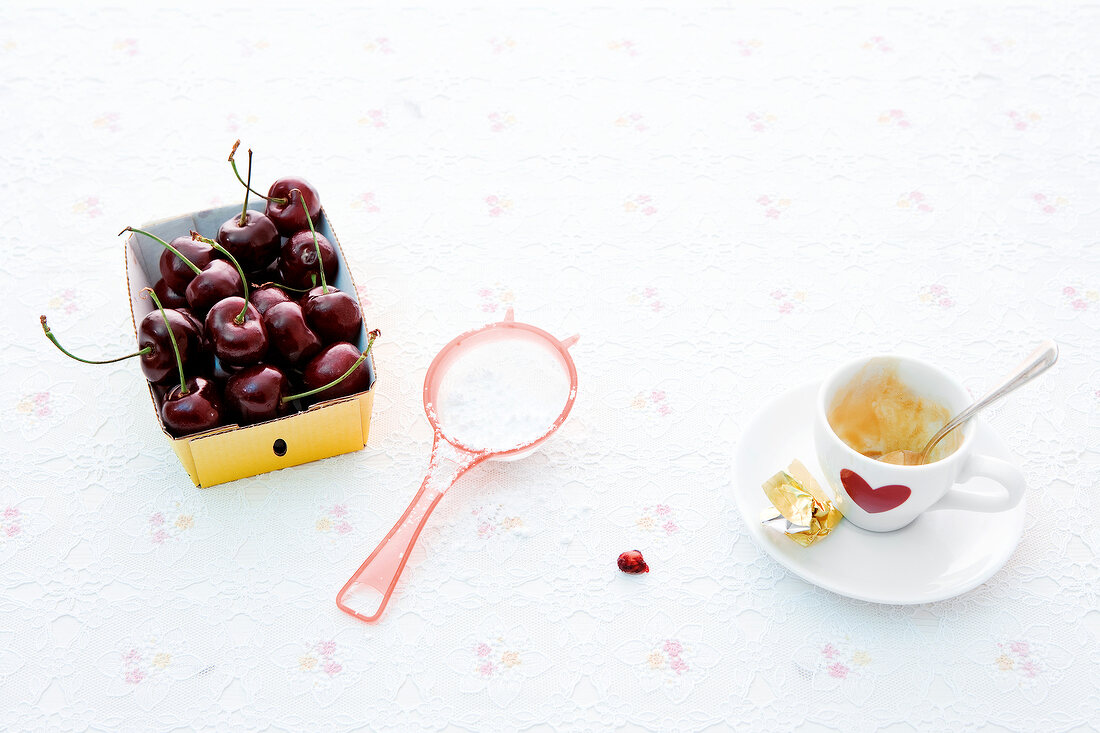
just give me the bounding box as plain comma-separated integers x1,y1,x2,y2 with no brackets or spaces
336,308,578,622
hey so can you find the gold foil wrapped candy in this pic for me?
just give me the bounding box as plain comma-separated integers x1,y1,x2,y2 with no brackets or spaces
760,460,842,546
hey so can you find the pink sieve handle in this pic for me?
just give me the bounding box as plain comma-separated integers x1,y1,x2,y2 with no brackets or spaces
336,435,488,623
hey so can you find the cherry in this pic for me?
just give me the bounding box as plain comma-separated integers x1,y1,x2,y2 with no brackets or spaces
229,141,321,236
186,232,259,316
143,288,223,437
162,377,224,437
217,210,280,273
180,235,271,367
249,283,292,315
158,236,214,292
290,199,363,343
263,301,322,367
302,286,362,343
265,180,321,237
153,278,188,309
185,259,244,315
216,147,280,271
40,299,199,386
123,228,242,317
279,230,338,290
291,332,379,404
134,308,202,384
225,363,291,425
204,297,268,367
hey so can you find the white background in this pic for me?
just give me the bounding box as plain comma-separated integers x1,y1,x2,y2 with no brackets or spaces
1,2,1098,731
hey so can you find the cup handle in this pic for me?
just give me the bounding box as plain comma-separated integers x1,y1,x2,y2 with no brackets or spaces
929,454,1025,513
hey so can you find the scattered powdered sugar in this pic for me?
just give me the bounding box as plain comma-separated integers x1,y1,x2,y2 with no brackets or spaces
434,338,572,452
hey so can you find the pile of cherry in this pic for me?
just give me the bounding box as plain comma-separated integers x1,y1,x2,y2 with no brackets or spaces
41,141,379,438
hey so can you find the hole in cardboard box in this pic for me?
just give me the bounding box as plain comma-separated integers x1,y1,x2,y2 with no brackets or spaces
273,439,288,457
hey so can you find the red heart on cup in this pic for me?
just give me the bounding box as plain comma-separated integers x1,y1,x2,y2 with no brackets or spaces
840,469,911,513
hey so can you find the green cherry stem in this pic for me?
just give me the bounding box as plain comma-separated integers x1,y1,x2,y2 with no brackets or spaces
191,232,250,324
229,140,288,204
39,315,152,364
121,227,202,276
281,330,380,404
142,287,188,395
293,188,327,294
238,148,254,227
251,280,313,294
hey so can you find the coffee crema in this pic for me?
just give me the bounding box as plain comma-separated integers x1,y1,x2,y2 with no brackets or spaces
827,363,961,464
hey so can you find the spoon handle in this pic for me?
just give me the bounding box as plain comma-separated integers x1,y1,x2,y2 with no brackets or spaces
920,340,1058,462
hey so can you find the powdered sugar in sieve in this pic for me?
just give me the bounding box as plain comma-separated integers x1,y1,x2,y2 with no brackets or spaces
434,338,572,452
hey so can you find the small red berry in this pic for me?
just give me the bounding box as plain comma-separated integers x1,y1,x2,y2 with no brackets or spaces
617,550,649,574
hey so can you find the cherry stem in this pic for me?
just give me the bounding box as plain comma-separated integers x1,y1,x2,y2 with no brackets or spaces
142,288,188,395
293,188,327,294
39,315,152,364
192,232,250,324
238,148,253,227
281,330,380,404
121,227,202,276
229,140,288,204
252,280,313,294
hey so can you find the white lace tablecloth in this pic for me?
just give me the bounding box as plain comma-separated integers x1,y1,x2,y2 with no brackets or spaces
2,3,1098,730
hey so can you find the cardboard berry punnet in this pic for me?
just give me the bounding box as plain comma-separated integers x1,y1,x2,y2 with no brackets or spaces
124,202,376,488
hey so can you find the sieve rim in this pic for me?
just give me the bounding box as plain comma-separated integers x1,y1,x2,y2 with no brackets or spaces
421,311,578,458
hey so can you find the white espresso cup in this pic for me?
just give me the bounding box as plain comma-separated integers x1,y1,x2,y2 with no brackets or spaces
814,355,1025,532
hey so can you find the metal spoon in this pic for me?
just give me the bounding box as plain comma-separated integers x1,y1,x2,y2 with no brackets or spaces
880,340,1059,466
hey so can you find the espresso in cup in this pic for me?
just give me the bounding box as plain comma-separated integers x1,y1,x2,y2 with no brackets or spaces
826,362,961,464
816,355,1024,531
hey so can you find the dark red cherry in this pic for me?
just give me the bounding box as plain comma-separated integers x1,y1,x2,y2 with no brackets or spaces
153,278,188,310
161,377,224,437
302,342,374,402
301,286,362,344
123,228,238,318
266,179,322,236
136,309,198,385
279,230,338,290
264,301,323,367
249,284,292,316
204,297,268,366
216,209,280,273
184,260,244,316
225,364,291,425
159,236,215,293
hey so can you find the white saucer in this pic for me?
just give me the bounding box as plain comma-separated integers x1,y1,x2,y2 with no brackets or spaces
732,382,1026,604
